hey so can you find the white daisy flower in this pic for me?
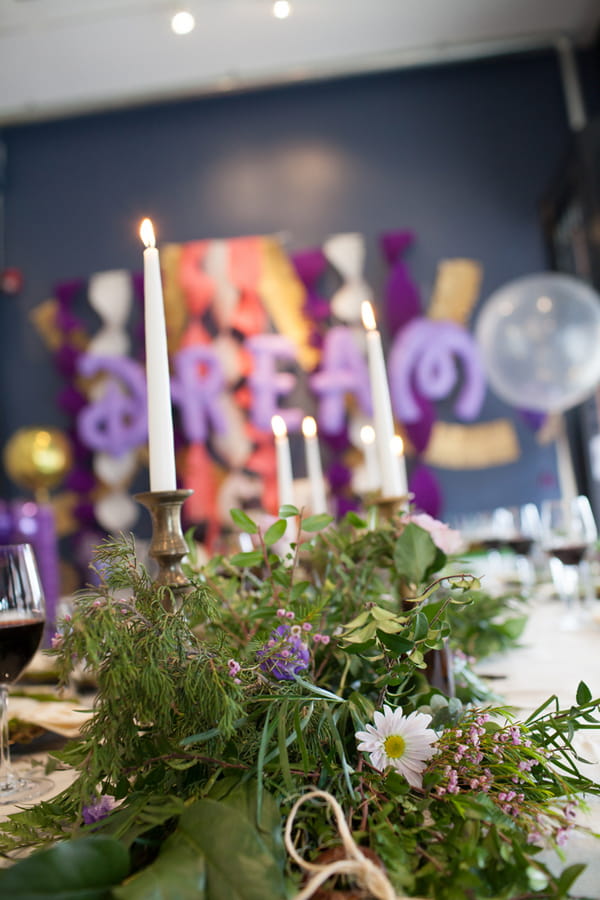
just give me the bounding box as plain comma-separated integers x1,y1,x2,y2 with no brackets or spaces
355,704,438,789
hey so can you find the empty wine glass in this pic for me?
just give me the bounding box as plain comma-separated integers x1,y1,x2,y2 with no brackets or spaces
0,543,53,803
540,496,598,631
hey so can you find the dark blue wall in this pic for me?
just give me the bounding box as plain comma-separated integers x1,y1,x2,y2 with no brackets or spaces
2,48,597,516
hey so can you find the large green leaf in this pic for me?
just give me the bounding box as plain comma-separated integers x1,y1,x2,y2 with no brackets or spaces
176,796,286,900
0,835,129,899
393,523,439,586
116,783,285,900
113,833,206,900
207,778,285,866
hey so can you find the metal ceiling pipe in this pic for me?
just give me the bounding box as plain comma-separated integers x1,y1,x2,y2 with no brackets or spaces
556,34,587,131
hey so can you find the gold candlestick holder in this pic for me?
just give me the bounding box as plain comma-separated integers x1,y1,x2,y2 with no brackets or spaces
365,493,410,529
135,489,193,606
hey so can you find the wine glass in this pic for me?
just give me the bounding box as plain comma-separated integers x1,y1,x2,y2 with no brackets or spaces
540,496,598,631
0,543,53,803
497,503,542,594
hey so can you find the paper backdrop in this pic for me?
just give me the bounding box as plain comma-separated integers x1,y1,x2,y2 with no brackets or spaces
30,230,529,582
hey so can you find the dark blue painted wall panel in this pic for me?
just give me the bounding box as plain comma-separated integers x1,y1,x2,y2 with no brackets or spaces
1,49,596,516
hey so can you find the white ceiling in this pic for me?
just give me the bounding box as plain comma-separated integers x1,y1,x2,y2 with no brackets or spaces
0,0,599,125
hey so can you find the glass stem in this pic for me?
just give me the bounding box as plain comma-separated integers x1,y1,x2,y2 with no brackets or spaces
0,684,14,787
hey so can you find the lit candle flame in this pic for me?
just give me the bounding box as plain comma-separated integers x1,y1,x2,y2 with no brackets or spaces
361,300,377,332
271,414,287,439
302,415,317,439
140,218,156,249
360,424,375,445
391,434,404,456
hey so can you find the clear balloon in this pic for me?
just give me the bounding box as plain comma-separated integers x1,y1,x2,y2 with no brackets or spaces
475,273,600,412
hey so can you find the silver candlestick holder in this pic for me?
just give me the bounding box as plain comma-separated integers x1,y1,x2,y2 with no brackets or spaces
135,489,193,608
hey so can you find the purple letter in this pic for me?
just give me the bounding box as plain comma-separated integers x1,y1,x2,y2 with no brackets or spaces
310,326,371,433
171,345,227,443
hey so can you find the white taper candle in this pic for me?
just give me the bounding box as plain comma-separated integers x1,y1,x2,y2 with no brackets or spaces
271,414,295,509
140,218,177,492
361,300,404,499
302,416,327,514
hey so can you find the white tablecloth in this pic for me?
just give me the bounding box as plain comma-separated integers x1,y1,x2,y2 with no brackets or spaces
475,593,600,897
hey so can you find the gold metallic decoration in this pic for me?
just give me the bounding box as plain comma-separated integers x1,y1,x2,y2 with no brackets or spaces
363,492,410,531
29,298,89,353
373,494,409,519
51,491,80,537
428,259,483,325
259,236,320,371
135,489,193,607
3,427,73,501
423,419,520,469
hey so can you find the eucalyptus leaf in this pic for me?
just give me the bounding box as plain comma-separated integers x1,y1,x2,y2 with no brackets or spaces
229,550,264,568
376,630,414,655
345,511,367,528
301,513,334,532
263,519,287,546
555,862,587,894
229,509,259,534
413,612,429,641
0,835,129,899
576,680,592,705
278,504,299,518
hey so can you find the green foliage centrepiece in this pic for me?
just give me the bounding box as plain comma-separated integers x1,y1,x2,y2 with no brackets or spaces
0,507,599,899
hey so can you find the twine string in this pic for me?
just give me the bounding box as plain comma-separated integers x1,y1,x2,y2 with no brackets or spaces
285,789,422,900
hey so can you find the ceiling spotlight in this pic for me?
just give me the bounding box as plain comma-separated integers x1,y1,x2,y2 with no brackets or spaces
171,10,195,35
273,1,291,19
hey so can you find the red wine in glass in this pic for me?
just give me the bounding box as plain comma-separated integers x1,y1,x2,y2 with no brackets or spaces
0,543,53,803
506,537,534,556
0,618,45,684
546,544,587,566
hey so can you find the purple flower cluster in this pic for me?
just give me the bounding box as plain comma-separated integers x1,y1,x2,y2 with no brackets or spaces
82,794,116,824
256,624,310,681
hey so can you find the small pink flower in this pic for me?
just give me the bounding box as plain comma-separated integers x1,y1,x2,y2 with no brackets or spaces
302,622,312,632
227,659,241,677
403,512,464,555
